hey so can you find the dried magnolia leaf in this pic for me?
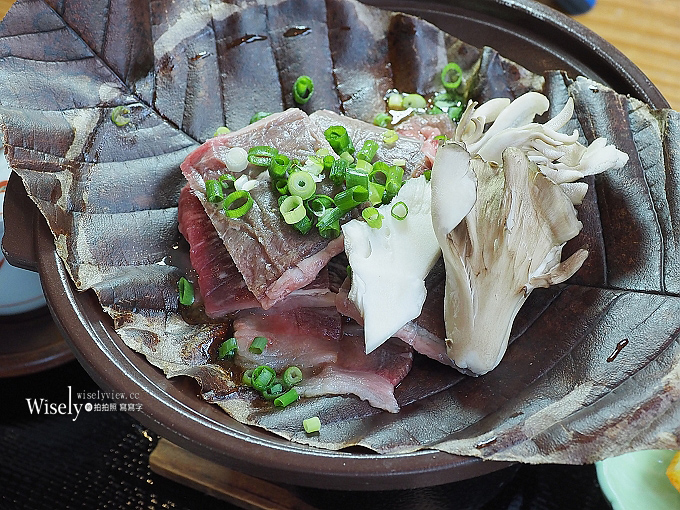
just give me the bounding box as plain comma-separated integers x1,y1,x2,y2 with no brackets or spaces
0,0,678,464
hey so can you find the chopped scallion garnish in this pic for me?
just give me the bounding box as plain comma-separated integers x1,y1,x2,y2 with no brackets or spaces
387,93,403,110
224,147,248,173
223,190,254,218
441,62,463,91
269,153,291,180
402,93,427,109
274,178,289,195
293,75,314,104
368,181,385,206
373,113,392,128
345,163,369,190
303,416,321,434
280,195,307,224
382,130,398,145
247,145,278,167
292,214,313,234
324,125,354,155
307,195,334,217
111,105,131,127
362,206,383,229
317,207,343,239
218,337,238,359
329,159,348,185
214,126,231,136
282,366,303,388
335,185,369,213
251,365,276,392
262,381,285,400
177,277,194,306
273,388,299,407
205,179,224,203
249,111,272,124
249,336,268,354
391,201,409,220
242,368,253,386
357,139,379,162
287,171,316,200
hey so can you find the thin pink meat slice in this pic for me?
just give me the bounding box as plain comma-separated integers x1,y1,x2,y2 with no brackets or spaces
178,185,259,315
180,109,344,309
296,323,413,413
178,185,336,316
395,113,457,170
233,307,412,413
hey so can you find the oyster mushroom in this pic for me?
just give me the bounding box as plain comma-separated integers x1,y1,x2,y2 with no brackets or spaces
431,143,590,375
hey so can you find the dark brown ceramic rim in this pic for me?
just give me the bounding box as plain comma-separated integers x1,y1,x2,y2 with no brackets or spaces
3,0,670,490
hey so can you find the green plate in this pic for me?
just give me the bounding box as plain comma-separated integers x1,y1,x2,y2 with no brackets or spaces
596,450,680,510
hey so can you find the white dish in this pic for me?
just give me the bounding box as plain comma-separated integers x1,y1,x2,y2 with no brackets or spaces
0,151,45,316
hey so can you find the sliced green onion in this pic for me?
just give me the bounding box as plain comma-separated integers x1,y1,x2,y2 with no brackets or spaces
369,161,390,186
317,207,343,239
287,171,316,200
262,381,285,400
345,163,369,189
322,154,335,172
368,181,385,206
250,111,271,124
424,169,432,181
205,179,224,203
111,105,130,126
282,366,303,387
387,93,403,110
214,126,231,136
391,201,409,220
402,93,427,109
329,159,348,185
223,190,254,218
224,147,249,173
339,151,354,164
427,106,444,115
303,416,321,434
249,336,268,354
307,195,335,217
274,178,289,195
218,337,238,359
251,365,276,392
316,148,331,158
447,105,464,122
273,388,299,408
218,173,236,191
382,130,398,144
346,265,352,278
293,75,314,104
269,154,291,180
357,139,379,162
247,146,278,167
292,214,313,234
335,185,369,212
302,155,324,176
362,207,383,229
433,92,463,111
441,62,463,91
392,158,407,167
373,113,392,128
242,368,253,386
280,195,306,224
324,125,354,155
177,277,194,306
